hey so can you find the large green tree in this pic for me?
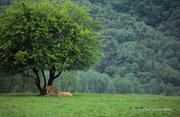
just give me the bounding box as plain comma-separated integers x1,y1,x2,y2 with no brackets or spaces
0,0,103,95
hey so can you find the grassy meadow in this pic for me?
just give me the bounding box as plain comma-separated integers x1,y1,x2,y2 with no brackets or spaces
0,93,179,117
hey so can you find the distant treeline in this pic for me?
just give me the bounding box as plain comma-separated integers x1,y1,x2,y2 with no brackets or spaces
0,69,177,96
0,0,180,96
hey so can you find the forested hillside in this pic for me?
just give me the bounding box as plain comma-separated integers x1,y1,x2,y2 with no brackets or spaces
73,0,180,96
0,0,180,96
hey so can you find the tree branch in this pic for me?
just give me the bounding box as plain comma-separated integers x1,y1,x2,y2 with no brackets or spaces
21,71,36,80
54,71,62,79
49,65,56,79
42,69,46,90
52,65,56,76
32,68,41,89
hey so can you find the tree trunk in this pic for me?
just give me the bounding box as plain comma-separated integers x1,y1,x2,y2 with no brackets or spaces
32,67,62,96
39,89,46,96
47,70,62,86
48,78,54,86
31,68,44,96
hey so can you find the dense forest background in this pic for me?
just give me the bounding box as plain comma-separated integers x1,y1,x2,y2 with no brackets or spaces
0,0,180,96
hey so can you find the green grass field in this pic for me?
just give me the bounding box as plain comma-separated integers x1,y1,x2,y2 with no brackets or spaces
0,93,179,117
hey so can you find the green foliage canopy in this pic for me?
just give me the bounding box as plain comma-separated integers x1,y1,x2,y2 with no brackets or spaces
0,0,103,74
